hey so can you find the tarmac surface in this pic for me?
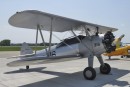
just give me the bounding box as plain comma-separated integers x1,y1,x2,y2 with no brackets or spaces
0,51,130,87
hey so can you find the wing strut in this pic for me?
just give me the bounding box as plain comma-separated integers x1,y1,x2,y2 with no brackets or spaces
35,26,39,54
83,25,91,37
52,33,79,54
71,29,81,43
35,24,48,56
48,18,53,57
71,26,93,53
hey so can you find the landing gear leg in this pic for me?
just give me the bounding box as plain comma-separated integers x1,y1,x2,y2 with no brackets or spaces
108,56,111,60
97,55,111,74
83,55,96,80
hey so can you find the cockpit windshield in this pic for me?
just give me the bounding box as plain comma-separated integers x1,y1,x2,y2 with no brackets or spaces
56,35,85,48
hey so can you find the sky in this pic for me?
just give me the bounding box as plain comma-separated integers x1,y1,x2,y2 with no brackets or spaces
0,0,130,43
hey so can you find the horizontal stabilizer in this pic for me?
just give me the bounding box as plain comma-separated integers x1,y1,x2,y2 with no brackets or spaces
7,54,35,59
7,43,34,59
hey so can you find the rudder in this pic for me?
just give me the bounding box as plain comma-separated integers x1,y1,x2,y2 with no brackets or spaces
20,42,33,55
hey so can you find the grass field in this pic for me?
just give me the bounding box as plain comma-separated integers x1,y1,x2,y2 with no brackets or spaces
0,46,45,51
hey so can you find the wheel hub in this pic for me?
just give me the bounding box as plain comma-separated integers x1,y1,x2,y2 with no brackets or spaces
85,70,92,78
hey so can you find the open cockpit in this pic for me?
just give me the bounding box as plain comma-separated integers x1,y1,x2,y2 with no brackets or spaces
56,35,85,48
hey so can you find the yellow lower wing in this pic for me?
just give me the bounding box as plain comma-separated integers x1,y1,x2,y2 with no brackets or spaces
104,45,130,56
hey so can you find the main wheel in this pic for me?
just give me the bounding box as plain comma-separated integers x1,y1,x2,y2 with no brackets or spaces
26,65,29,70
83,67,96,80
100,63,111,74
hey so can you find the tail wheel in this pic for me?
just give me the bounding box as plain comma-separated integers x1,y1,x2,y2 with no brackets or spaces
26,65,29,70
100,63,111,74
83,67,96,80
121,56,124,58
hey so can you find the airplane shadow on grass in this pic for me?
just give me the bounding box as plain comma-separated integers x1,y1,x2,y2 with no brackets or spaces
4,67,130,87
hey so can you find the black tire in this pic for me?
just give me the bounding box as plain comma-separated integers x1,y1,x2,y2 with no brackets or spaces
26,65,29,70
121,56,124,58
100,63,111,74
83,67,96,80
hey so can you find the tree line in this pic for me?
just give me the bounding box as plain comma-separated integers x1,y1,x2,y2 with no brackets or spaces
0,39,10,46
0,39,57,46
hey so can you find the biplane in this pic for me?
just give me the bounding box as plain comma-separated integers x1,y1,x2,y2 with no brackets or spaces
104,34,130,59
7,10,118,80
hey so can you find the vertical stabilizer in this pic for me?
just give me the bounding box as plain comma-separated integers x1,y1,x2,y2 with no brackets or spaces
20,42,33,55
114,34,125,48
